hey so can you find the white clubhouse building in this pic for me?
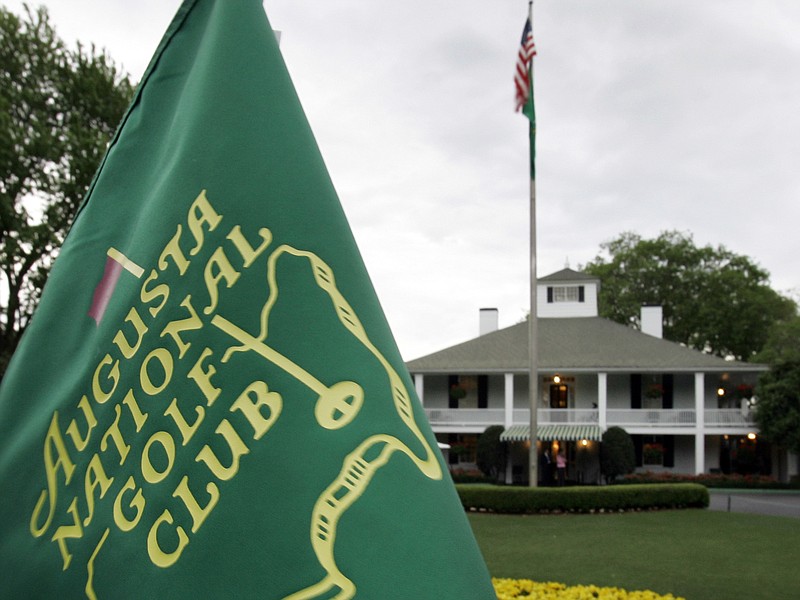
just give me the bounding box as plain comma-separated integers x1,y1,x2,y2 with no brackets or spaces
406,269,794,485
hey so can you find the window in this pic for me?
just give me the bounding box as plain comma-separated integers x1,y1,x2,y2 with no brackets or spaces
637,435,675,468
643,442,664,466
447,434,477,465
547,285,584,303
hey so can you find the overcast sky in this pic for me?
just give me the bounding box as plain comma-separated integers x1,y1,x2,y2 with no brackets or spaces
9,0,800,360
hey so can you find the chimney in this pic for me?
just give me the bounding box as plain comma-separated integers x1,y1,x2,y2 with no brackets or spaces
479,308,499,336
641,305,663,338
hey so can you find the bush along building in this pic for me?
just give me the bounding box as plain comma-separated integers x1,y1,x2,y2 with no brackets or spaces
406,268,793,485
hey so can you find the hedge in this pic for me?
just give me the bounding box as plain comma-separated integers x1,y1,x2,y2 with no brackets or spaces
455,483,709,514
617,471,799,489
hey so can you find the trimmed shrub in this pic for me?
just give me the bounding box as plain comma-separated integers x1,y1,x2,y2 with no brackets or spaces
450,468,495,484
476,425,506,480
455,483,709,514
601,426,635,483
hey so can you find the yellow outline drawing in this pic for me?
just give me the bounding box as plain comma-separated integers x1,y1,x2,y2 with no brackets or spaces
212,245,441,600
85,528,110,600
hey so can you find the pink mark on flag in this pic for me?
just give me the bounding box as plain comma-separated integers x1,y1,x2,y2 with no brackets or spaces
88,248,144,325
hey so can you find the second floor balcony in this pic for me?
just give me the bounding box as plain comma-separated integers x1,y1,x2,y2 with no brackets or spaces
424,407,758,432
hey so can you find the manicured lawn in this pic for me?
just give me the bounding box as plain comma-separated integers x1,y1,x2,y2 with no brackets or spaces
469,509,800,600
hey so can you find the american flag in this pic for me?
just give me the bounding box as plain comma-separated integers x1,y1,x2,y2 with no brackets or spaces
514,18,536,112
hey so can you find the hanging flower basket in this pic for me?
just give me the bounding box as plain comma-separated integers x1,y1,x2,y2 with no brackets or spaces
643,443,664,465
645,384,664,399
450,384,467,400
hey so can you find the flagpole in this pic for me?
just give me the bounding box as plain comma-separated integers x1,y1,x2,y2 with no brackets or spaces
526,0,539,488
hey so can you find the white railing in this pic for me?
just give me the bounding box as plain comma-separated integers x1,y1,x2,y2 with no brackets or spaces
606,409,696,427
424,407,758,429
424,408,505,427
538,408,599,424
513,408,530,424
425,408,598,427
704,409,757,427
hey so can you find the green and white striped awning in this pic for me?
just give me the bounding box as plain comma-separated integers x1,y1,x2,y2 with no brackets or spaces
500,424,603,442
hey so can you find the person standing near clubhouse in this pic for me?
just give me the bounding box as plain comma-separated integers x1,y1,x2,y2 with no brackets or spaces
556,449,567,486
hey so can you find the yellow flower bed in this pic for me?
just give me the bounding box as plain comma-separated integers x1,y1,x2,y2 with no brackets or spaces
492,578,685,600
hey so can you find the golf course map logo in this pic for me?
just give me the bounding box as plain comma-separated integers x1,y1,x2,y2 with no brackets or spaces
28,190,442,599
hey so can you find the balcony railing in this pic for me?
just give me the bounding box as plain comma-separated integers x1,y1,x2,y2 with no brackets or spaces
606,409,696,427
704,409,757,428
424,407,757,429
424,408,505,427
539,408,598,424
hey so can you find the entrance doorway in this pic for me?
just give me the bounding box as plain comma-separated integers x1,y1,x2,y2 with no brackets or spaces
549,383,569,408
542,439,570,486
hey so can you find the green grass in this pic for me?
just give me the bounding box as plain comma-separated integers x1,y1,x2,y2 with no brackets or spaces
469,509,800,600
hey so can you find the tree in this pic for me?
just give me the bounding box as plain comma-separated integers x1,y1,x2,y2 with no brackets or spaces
753,316,800,454
754,315,800,367
475,425,506,481
600,426,635,483
583,231,796,361
0,5,134,376
754,361,800,456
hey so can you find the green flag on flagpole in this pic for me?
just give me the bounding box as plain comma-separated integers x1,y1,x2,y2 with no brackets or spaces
514,13,537,179
525,83,537,180
0,1,495,598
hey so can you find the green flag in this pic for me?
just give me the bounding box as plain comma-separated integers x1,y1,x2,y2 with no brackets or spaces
0,1,495,598
514,15,536,179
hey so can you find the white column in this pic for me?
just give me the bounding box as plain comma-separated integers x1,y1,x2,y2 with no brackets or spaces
694,372,705,474
597,372,607,431
504,372,515,484
789,452,799,483
414,374,424,404
504,372,515,428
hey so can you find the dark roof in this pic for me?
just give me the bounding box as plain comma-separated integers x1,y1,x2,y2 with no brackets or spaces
538,268,600,283
405,318,766,374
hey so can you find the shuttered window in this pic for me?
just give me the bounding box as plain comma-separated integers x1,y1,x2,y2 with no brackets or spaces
547,285,585,303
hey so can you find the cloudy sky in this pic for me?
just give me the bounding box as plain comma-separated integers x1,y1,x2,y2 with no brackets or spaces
9,0,800,360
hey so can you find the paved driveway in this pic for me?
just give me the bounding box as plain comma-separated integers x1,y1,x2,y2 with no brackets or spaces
708,490,800,519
